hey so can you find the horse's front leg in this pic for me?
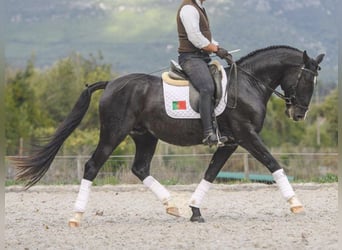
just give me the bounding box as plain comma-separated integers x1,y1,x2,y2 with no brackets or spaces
239,129,304,214
190,144,238,222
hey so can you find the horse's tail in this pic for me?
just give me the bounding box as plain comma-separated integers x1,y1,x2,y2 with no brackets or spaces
11,81,109,189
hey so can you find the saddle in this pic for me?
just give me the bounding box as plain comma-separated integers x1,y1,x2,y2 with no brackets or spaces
161,60,223,112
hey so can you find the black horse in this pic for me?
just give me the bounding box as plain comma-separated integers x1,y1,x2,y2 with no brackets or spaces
12,45,324,226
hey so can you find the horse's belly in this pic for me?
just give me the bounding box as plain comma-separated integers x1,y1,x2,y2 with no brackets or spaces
148,119,203,146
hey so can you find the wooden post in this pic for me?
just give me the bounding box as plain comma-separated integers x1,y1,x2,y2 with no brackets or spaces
19,137,23,156
77,156,82,180
243,153,250,181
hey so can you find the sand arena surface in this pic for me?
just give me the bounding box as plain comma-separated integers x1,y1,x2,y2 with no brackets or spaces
5,183,338,249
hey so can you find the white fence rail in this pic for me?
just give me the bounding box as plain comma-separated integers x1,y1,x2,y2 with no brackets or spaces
5,152,338,185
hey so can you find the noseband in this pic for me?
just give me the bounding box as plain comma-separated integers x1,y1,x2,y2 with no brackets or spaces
283,65,318,111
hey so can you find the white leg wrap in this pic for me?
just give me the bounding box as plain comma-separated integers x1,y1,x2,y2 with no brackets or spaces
143,176,170,204
272,169,295,201
189,179,211,208
74,179,92,213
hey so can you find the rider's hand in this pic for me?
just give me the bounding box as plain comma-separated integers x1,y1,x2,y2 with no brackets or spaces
216,47,234,64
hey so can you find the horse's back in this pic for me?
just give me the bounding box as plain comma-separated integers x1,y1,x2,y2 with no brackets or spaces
100,73,160,103
97,73,162,129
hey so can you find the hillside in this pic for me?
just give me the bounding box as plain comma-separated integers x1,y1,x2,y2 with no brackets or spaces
5,0,338,84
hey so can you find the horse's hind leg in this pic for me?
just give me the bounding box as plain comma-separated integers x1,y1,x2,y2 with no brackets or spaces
69,125,131,227
131,132,180,217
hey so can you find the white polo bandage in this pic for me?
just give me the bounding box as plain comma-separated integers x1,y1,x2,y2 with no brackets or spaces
272,169,295,201
189,179,211,208
143,176,171,204
74,179,92,212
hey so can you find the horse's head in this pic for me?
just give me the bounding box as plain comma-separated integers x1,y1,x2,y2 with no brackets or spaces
282,51,324,121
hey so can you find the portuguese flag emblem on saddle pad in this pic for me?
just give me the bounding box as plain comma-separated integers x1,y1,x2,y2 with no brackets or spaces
172,100,187,110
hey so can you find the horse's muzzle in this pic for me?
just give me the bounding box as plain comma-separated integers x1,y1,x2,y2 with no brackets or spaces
285,107,307,121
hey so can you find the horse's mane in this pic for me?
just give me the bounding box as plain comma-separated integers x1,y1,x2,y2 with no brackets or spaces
236,45,302,64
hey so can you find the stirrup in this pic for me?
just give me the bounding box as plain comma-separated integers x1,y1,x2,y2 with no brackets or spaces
217,136,228,147
202,132,228,147
202,133,217,146
215,128,228,147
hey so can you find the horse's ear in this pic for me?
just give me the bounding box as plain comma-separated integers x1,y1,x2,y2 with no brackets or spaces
303,50,310,64
316,53,325,65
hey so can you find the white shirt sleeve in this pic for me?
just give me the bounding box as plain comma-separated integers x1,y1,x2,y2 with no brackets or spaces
179,5,212,49
212,38,219,46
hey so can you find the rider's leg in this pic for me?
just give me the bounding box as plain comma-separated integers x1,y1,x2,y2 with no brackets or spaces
199,92,218,144
179,53,227,146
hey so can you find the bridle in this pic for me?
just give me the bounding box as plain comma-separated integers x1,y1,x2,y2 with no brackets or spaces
227,59,319,111
282,65,318,111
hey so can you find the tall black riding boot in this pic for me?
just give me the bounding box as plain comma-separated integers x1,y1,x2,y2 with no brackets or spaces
200,93,227,146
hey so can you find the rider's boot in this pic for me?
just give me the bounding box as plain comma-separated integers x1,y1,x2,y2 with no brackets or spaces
200,94,228,146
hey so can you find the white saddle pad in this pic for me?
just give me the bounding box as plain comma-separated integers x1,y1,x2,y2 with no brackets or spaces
162,65,227,119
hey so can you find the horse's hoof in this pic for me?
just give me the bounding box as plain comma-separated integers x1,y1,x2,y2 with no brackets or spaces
68,219,80,227
68,212,83,227
190,215,205,223
288,196,304,214
291,205,304,214
189,206,205,222
166,206,180,217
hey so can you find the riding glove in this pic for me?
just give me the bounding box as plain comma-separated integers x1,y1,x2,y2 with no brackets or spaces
216,48,234,64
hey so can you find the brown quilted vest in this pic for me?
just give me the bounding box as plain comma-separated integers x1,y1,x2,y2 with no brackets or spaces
177,0,212,53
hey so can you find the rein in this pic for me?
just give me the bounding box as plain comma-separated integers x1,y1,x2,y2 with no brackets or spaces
232,62,288,100
225,58,318,110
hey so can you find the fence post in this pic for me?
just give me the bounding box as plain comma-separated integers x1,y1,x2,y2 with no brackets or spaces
243,153,250,181
77,156,83,180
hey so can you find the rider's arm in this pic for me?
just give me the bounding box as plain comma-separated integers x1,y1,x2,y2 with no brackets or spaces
179,5,218,53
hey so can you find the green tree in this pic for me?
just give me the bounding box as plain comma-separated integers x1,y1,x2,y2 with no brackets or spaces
321,89,338,145
261,96,306,147
33,52,117,155
305,89,338,147
5,58,47,154
5,52,137,156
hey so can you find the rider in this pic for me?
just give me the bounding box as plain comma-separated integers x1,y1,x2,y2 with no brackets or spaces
177,0,233,146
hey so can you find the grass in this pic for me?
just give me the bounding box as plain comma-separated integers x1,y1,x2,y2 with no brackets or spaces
314,173,338,183
160,178,179,186
5,179,26,186
5,173,338,187
92,176,120,186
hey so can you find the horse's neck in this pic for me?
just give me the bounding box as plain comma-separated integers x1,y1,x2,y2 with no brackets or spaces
241,55,283,80
236,49,301,91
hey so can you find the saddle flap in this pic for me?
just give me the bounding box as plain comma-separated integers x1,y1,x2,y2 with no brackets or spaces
209,62,223,107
